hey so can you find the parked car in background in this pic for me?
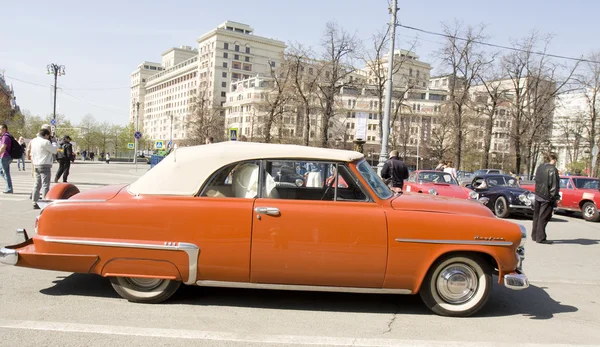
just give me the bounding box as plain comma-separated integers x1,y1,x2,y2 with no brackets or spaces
1,142,529,317
474,169,505,176
467,174,535,218
522,176,600,222
404,170,478,200
457,171,474,186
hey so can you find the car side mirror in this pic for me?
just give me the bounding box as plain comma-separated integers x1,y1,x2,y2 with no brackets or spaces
465,184,472,189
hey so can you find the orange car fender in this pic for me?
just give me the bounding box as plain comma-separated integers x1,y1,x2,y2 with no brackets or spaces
408,247,504,294
101,258,183,281
46,183,80,200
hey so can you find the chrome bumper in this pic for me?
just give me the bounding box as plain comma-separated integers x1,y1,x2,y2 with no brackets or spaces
0,247,18,266
504,273,529,290
509,204,533,210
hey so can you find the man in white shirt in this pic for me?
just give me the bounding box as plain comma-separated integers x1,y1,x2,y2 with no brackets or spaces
30,128,57,209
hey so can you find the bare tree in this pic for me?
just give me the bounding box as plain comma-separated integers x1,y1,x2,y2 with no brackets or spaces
429,107,454,161
257,59,292,143
286,45,322,146
502,32,579,174
186,85,225,145
316,21,358,148
436,20,489,169
575,51,600,175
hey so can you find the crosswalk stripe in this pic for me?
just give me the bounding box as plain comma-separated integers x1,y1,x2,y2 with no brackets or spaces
0,170,106,202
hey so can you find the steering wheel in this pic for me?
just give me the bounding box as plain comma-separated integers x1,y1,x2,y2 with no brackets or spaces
320,178,336,200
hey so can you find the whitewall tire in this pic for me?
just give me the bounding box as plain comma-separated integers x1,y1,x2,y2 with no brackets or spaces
109,277,181,304
419,254,492,317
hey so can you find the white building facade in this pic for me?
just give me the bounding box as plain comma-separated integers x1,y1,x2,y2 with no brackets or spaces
130,21,286,143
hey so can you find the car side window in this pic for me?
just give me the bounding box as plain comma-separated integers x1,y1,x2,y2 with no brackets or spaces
261,160,368,202
408,172,416,183
559,178,572,189
200,160,261,198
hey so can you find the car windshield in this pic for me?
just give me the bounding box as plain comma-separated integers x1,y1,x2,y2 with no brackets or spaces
418,172,458,185
486,176,520,188
356,160,393,199
573,178,599,189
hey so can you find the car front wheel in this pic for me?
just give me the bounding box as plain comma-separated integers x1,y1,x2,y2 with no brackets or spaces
109,277,181,303
582,202,600,222
420,254,492,317
494,196,510,218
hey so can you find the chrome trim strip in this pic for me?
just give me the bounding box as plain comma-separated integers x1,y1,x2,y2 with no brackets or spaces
508,204,533,209
395,238,513,246
195,280,412,294
42,237,199,285
0,248,18,266
37,199,107,210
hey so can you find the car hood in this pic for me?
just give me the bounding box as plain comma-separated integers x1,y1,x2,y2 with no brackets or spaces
496,187,530,195
69,184,128,201
408,183,469,199
390,192,494,217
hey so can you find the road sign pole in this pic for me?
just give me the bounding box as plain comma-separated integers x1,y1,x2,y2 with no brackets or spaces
134,102,140,168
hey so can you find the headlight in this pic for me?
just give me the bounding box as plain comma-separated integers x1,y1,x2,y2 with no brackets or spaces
519,193,532,206
519,224,527,247
429,188,438,195
469,191,479,199
295,178,304,187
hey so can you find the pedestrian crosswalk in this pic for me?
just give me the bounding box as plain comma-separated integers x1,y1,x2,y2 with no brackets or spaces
0,168,108,202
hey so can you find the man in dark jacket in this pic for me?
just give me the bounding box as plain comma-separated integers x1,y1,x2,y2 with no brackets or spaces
532,152,560,244
55,136,74,183
381,150,409,191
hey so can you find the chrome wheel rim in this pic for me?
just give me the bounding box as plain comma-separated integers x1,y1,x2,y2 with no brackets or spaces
124,277,164,291
436,264,478,304
584,205,596,218
495,199,505,215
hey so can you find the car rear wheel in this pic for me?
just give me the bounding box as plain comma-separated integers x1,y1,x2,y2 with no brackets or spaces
582,202,600,222
494,197,510,218
109,277,181,303
419,254,492,317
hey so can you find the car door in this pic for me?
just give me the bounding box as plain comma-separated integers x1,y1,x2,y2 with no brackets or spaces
558,178,576,209
250,160,388,288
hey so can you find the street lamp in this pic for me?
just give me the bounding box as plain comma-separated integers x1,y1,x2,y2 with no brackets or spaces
133,100,140,164
46,63,66,137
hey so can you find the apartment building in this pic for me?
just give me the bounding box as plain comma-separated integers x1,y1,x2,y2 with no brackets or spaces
130,21,286,142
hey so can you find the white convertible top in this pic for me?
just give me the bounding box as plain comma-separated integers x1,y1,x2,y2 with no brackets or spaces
128,141,364,196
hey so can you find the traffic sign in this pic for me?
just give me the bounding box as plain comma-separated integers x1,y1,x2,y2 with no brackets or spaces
134,131,142,140
229,127,238,141
50,125,56,134
154,140,164,149
127,143,134,150
50,119,56,126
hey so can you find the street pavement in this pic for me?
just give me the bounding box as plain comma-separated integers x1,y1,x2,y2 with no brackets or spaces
1,162,599,346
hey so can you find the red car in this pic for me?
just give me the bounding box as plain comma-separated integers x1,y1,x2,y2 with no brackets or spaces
522,176,600,222
404,170,479,200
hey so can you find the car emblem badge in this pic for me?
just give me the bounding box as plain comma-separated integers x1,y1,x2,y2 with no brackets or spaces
474,236,505,241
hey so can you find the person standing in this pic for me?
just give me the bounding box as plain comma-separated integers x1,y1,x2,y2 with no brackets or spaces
444,161,458,180
55,135,74,183
105,152,110,164
17,137,26,171
30,128,57,209
0,124,14,194
532,152,561,244
381,150,409,192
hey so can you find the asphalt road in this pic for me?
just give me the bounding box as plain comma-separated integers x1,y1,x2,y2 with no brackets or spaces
1,162,599,346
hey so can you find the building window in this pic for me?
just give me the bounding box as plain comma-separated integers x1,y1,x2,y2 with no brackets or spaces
245,47,250,54
235,45,240,52
223,62,228,68
222,72,227,78
221,92,226,97
233,62,241,69
224,43,229,50
222,82,227,88
270,61,276,67
224,52,228,58
234,54,240,60
245,56,250,62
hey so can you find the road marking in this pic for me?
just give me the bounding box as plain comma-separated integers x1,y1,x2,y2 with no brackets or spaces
0,319,597,346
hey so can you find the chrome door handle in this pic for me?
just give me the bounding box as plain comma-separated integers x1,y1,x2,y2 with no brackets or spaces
255,207,280,216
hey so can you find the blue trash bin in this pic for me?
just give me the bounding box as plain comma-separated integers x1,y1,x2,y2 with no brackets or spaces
150,155,165,169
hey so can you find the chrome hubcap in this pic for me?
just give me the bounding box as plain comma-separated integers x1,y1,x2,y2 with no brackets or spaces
436,264,478,304
584,205,596,218
125,277,164,291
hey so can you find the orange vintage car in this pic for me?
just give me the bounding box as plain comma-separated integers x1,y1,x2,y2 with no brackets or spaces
0,142,529,317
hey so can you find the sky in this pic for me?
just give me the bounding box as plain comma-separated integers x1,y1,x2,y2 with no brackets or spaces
1,0,597,126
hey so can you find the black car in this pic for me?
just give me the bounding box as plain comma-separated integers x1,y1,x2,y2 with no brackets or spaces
273,165,305,187
466,174,535,218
